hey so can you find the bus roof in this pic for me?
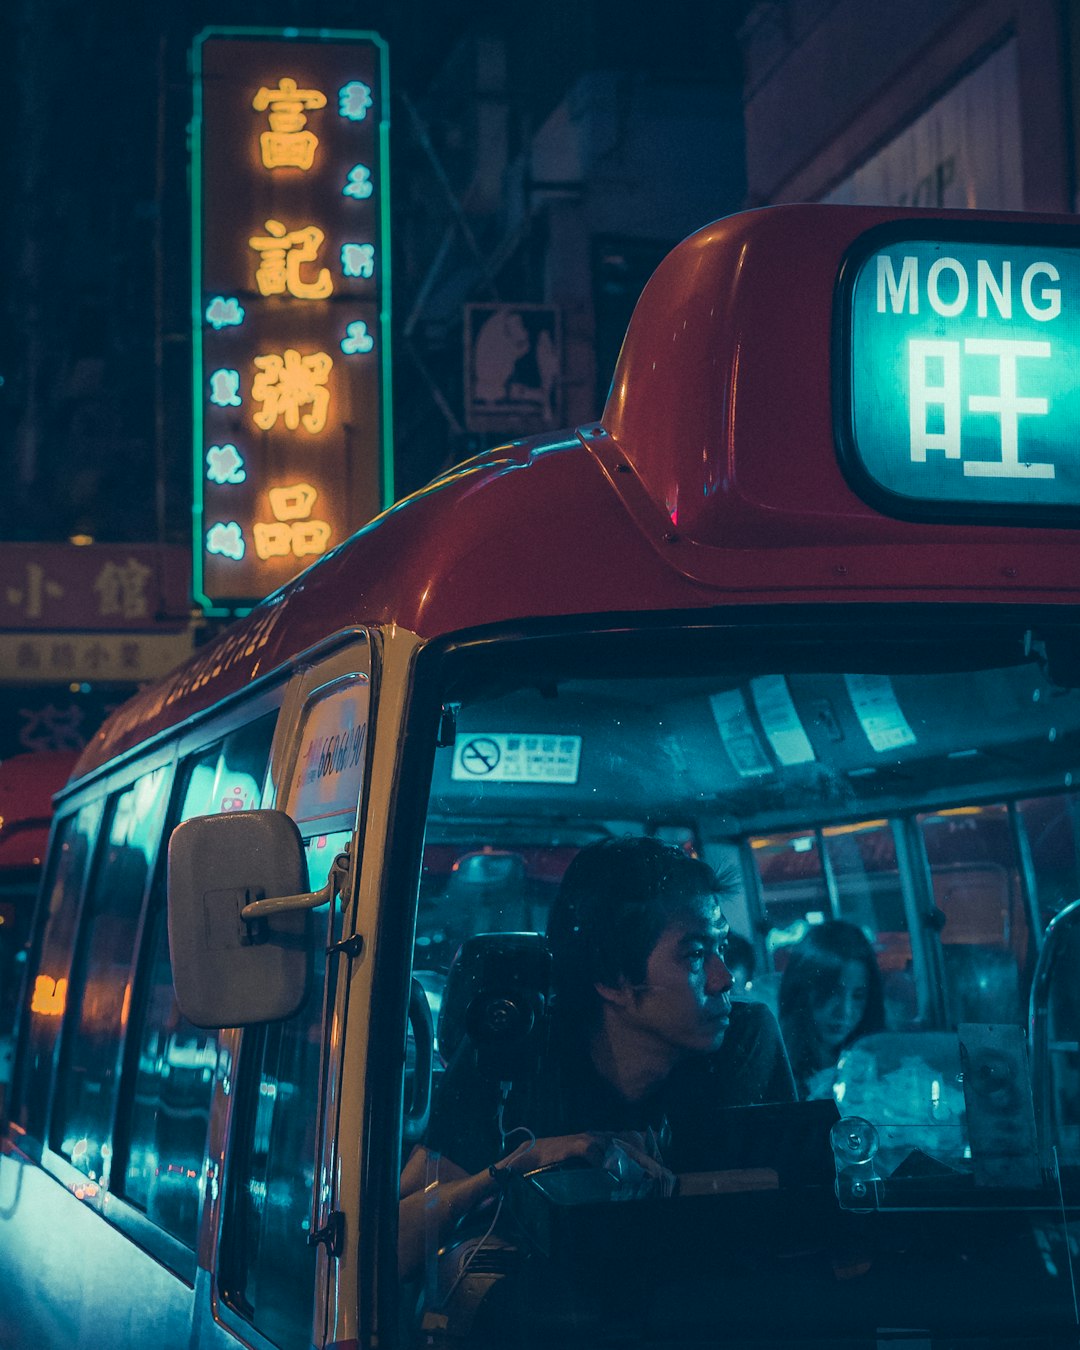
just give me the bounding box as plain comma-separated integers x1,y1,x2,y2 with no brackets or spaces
74,203,1080,780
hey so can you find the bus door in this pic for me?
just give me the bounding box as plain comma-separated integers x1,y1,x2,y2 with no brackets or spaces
198,635,373,1350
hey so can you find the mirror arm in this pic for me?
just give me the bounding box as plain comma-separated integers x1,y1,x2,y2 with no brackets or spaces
241,850,351,921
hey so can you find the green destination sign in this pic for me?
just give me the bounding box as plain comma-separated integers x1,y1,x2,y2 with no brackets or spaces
844,235,1080,516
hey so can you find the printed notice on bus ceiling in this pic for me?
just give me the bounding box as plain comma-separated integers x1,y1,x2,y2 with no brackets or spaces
846,235,1080,511
290,676,370,826
844,673,917,753
710,689,772,778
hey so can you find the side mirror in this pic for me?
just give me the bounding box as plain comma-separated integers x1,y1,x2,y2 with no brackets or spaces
167,809,312,1028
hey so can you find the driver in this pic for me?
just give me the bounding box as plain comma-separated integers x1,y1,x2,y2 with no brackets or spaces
399,836,795,1275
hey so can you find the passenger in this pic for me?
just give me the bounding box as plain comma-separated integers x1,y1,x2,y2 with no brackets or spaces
399,836,795,1276
778,920,885,1099
724,932,756,996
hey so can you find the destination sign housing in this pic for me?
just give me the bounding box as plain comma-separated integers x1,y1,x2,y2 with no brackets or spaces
842,233,1080,517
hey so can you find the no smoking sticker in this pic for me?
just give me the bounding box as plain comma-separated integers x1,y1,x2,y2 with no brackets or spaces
451,732,581,784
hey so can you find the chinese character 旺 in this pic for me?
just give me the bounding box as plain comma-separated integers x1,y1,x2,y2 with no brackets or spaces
343,165,373,200
249,220,333,300
210,369,242,408
253,77,327,171
339,81,372,121
341,243,375,279
341,321,374,356
94,558,153,619
252,349,332,433
206,521,246,561
206,443,247,485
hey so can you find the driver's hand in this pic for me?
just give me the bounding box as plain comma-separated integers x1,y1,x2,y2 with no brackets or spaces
499,1131,611,1175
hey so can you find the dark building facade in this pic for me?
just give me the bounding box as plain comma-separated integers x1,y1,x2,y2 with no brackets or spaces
740,0,1077,213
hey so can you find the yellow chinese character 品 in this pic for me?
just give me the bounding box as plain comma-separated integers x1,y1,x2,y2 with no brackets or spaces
252,77,326,171
249,220,333,300
251,349,332,434
253,481,331,560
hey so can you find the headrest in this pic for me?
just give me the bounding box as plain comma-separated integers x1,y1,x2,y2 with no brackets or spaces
437,932,551,1073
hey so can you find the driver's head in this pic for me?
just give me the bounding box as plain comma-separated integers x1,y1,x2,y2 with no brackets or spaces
546,836,737,1031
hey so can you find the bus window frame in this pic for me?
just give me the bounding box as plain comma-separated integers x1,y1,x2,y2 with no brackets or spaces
832,217,1080,529
358,607,1080,1345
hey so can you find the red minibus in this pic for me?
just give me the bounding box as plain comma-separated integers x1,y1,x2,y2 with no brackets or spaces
5,204,1080,1349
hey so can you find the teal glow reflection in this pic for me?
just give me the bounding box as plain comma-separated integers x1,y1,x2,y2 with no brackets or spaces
848,238,1080,509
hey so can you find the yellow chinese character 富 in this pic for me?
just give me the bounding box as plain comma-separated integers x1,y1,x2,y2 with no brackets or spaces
252,77,327,171
249,220,333,300
251,349,332,433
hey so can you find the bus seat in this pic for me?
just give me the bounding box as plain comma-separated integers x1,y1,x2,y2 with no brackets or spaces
444,850,532,934
436,932,552,1078
942,943,1021,1023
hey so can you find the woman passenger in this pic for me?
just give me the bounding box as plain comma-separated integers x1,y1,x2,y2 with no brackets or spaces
778,920,885,1098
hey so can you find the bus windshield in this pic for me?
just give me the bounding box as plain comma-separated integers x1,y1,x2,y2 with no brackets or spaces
403,617,1080,1342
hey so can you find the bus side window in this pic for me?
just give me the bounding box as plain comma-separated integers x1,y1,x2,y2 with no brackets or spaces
117,715,275,1248
49,767,171,1184
219,831,347,1347
918,805,1028,1024
12,800,103,1144
825,821,917,1030
1017,793,1080,931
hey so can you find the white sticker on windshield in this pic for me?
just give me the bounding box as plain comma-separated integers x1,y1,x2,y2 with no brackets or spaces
751,675,816,766
451,733,582,783
710,689,772,778
845,673,917,752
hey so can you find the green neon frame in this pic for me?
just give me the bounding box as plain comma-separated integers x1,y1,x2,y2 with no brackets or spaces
190,26,393,616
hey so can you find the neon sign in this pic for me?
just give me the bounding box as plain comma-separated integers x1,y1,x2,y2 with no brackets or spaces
193,28,392,613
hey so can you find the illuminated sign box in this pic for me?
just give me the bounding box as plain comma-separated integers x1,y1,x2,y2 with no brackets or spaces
193,28,392,614
837,226,1080,520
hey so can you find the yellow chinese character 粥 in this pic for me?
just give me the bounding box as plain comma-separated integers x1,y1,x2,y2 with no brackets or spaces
252,350,332,433
248,220,333,300
252,77,327,171
253,481,331,560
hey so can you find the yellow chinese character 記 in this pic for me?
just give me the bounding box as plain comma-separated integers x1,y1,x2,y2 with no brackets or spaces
248,220,333,300
252,349,332,433
253,77,326,170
